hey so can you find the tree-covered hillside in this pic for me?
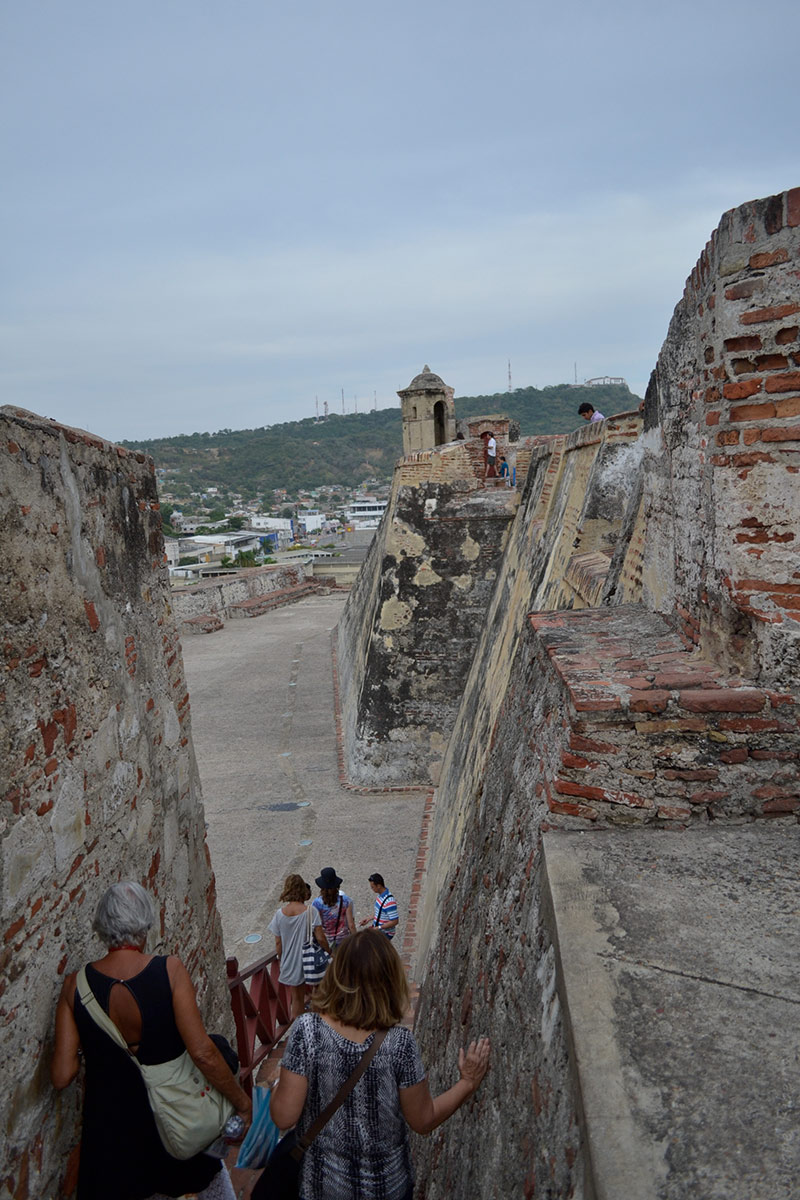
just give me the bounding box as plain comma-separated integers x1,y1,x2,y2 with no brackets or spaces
122,382,638,497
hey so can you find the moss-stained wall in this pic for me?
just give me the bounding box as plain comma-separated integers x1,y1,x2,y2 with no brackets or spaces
1,408,228,1199
337,463,517,787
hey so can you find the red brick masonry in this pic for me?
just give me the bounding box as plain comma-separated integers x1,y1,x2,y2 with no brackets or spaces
530,605,800,824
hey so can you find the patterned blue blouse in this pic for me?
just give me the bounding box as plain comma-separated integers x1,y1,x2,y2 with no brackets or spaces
281,1013,426,1200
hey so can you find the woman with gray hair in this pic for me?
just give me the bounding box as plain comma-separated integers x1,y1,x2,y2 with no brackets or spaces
51,881,251,1200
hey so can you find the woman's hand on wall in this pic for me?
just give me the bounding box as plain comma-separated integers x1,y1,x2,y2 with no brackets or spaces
458,1037,491,1094
400,1036,491,1135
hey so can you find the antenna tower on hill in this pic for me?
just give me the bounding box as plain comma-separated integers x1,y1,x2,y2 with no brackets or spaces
508,359,512,392
324,399,329,419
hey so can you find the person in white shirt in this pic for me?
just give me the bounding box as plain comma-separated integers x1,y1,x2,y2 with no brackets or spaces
578,403,605,423
485,432,497,479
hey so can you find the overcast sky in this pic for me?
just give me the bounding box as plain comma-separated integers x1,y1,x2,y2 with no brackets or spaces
2,0,797,442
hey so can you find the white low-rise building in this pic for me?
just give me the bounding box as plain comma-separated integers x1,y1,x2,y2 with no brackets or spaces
247,516,294,548
298,510,324,534
187,533,262,561
345,498,388,529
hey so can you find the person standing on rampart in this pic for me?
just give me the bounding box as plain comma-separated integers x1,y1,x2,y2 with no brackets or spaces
484,431,498,479
578,402,605,422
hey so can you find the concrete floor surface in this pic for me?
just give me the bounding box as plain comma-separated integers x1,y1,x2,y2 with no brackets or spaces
182,595,428,970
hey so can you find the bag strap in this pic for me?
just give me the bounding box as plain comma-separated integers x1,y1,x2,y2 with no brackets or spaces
293,1028,388,1158
306,905,314,943
75,967,137,1057
373,896,388,926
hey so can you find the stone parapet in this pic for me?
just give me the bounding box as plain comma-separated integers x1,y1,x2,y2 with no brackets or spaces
408,189,800,1199
530,605,799,824
170,562,310,624
0,407,228,1198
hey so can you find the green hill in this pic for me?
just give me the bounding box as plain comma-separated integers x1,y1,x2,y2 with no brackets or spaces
122,382,638,498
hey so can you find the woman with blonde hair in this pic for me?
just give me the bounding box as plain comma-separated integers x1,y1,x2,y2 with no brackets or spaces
266,929,490,1200
269,873,331,1021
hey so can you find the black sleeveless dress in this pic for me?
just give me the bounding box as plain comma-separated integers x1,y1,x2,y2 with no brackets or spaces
73,956,221,1199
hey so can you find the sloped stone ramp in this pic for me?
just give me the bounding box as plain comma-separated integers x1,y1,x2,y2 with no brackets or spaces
543,826,800,1199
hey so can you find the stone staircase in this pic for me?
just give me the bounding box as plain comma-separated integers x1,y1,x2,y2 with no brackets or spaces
530,604,800,825
228,579,328,619
180,611,225,636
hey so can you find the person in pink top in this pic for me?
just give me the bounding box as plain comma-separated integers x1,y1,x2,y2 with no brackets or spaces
312,867,357,949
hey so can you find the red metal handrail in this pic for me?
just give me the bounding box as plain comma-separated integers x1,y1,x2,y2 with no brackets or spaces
227,952,293,1095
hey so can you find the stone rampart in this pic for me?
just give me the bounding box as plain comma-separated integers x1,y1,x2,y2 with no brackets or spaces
170,561,311,626
406,190,800,1198
336,449,518,788
611,190,800,684
0,408,228,1199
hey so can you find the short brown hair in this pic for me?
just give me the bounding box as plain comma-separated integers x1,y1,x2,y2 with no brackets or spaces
312,930,409,1030
280,874,308,903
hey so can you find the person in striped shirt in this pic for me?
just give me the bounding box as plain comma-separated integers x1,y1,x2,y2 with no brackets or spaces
360,873,398,940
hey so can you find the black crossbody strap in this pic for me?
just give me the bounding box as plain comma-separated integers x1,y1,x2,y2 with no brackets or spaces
292,1028,388,1158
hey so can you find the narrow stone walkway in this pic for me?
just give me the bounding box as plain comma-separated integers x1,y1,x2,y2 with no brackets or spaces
182,593,429,970
181,593,431,1197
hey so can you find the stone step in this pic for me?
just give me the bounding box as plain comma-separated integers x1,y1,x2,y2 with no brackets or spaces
180,612,224,636
528,604,800,824
228,581,322,618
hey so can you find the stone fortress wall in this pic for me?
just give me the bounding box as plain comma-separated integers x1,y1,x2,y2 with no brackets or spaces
170,561,312,625
337,190,800,1197
336,447,518,788
410,190,800,1198
0,410,228,1199
1,186,798,1199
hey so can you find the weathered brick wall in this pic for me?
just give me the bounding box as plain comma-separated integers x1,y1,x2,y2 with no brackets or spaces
413,616,589,1199
393,440,483,489
170,562,310,621
1,408,228,1199
616,189,800,685
411,190,800,1197
409,414,647,929
338,416,647,794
